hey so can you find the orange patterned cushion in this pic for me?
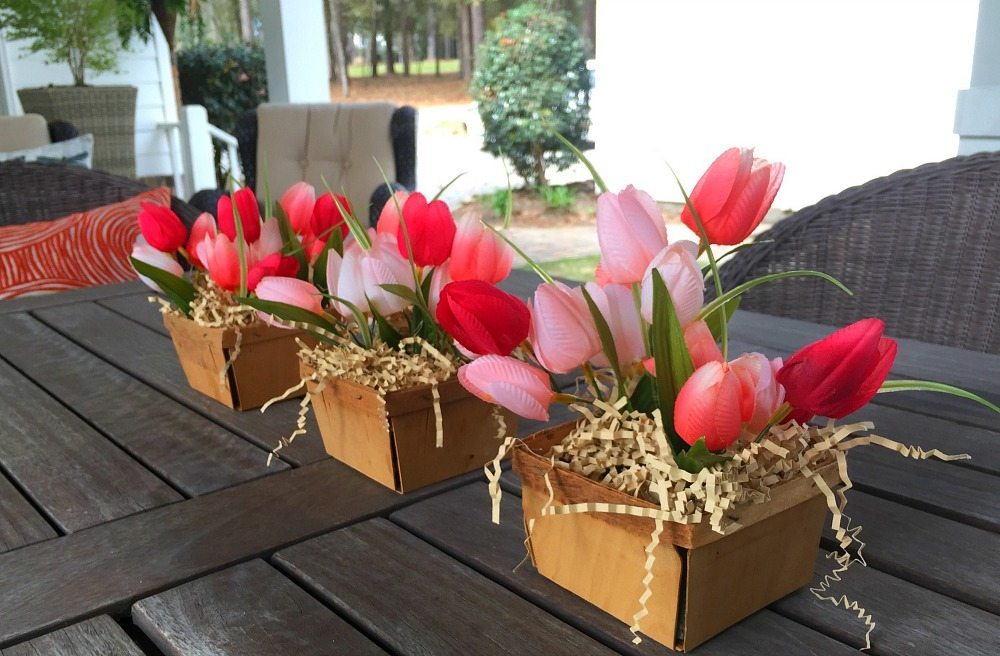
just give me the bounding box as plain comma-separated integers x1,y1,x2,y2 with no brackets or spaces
0,187,171,299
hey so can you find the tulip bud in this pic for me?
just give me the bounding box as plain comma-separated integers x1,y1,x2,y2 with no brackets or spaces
396,192,456,266
132,236,184,292
280,182,316,235
437,280,530,356
448,214,514,284
254,276,325,326
218,188,262,243
596,185,668,284
311,192,353,243
529,282,602,373
138,203,187,252
458,355,554,421
640,241,704,327
186,212,217,268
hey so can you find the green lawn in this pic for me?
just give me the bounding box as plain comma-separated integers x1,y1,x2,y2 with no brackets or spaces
521,255,601,282
348,59,460,77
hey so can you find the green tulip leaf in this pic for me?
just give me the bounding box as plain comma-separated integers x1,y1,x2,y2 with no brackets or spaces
878,379,1000,414
379,283,422,306
705,296,740,344
674,437,732,474
580,285,627,399
238,296,340,334
369,303,402,349
650,268,695,455
698,270,852,323
130,257,195,316
547,127,608,193
431,171,468,202
629,373,658,415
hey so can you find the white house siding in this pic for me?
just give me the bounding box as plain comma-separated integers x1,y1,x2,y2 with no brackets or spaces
593,0,979,210
0,18,178,179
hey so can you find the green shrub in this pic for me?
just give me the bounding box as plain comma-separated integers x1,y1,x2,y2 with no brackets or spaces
539,184,574,211
471,3,591,187
489,188,511,217
177,43,268,136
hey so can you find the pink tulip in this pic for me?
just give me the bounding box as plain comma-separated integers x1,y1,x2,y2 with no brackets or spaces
640,241,704,326
186,212,217,268
458,355,554,421
247,253,300,292
448,214,514,284
250,217,283,263
279,182,316,235
132,236,184,292
584,282,645,367
681,147,785,245
729,353,785,434
376,190,410,235
594,260,612,287
596,185,668,284
325,242,363,317
196,233,241,292
426,261,451,315
254,276,324,326
684,320,723,369
674,361,744,451
528,282,602,373
217,187,261,243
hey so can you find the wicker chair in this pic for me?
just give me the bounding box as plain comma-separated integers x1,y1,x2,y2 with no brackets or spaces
716,151,1000,354
0,161,200,228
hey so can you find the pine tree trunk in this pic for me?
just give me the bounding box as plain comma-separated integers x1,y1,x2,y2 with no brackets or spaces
386,27,396,75
581,0,596,57
457,2,473,81
327,0,350,96
370,27,379,77
470,2,484,69
401,14,412,76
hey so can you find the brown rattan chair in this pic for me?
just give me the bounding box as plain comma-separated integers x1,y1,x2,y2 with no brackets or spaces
716,151,1000,354
0,161,200,228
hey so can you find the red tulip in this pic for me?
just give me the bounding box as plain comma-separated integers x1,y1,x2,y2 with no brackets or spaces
776,318,897,423
596,185,668,284
247,253,301,291
138,203,187,252
396,192,456,266
681,147,785,245
310,192,353,243
218,188,261,243
458,355,554,421
448,214,514,284
186,212,217,268
437,280,530,356
280,181,316,235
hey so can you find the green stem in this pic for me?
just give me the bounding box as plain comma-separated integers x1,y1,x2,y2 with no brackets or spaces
632,282,650,356
754,402,792,443
482,221,555,284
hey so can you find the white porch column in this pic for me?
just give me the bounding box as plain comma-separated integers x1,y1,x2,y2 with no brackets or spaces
260,0,331,103
955,0,1000,154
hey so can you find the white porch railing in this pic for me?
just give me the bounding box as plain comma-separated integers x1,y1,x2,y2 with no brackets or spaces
159,105,244,200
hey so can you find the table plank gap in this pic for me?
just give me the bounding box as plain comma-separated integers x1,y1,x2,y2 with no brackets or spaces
99,293,171,336
0,312,288,497
30,302,327,467
388,483,858,656
0,458,415,648
0,355,182,533
818,489,1000,614
0,616,143,656
771,549,1000,656
131,559,386,656
0,282,146,315
273,518,625,656
0,468,60,554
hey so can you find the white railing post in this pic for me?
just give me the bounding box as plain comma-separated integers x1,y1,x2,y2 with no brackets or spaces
179,105,218,195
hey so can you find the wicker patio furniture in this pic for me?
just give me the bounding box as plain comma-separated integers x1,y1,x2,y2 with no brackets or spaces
0,161,200,228
717,150,1000,354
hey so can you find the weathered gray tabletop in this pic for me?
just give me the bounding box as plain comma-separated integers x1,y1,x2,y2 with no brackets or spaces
0,271,997,655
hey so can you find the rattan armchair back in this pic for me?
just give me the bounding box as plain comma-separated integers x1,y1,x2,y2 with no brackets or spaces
717,151,1000,354
0,162,200,228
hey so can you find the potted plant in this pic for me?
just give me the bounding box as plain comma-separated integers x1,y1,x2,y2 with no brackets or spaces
131,184,319,410
446,147,1000,651
0,0,139,177
242,184,519,492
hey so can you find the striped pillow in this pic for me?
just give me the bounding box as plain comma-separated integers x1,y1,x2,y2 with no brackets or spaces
0,187,171,299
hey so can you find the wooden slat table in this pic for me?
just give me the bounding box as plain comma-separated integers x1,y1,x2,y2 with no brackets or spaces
1,276,998,655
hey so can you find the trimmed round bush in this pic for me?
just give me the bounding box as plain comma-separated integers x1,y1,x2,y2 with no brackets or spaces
177,43,268,135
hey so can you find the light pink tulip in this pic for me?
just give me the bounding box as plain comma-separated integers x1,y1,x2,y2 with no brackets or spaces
185,212,217,268
640,241,704,327
427,261,451,315
251,216,283,263
528,282,602,373
362,233,416,315
448,214,514,284
280,182,316,235
254,276,324,326
674,360,744,451
730,353,785,434
132,236,184,292
376,190,410,235
584,282,645,368
196,233,241,292
458,355,553,421
325,242,364,317
596,185,668,285
684,320,723,369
